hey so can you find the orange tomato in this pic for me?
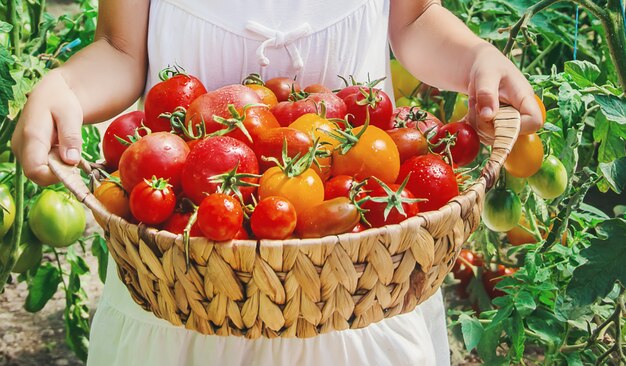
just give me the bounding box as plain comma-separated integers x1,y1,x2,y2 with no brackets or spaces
504,133,544,178
506,214,544,245
246,84,278,108
331,125,400,183
258,167,324,215
94,172,131,219
289,113,340,180
534,94,546,126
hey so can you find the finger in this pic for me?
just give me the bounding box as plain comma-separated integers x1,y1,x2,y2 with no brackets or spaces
473,69,501,123
51,97,84,166
467,73,495,145
12,110,59,186
500,75,542,135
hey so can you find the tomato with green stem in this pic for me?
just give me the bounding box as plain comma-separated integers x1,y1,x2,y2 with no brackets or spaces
144,66,207,133
528,155,568,200
242,73,279,107
258,142,325,215
0,225,42,274
162,212,203,237
330,120,400,184
505,170,527,194
94,172,131,220
361,177,420,227
324,175,356,200
341,87,393,129
253,127,312,173
196,193,243,242
130,177,176,225
102,111,146,170
265,77,300,102
482,188,522,232
250,196,297,240
28,189,86,248
289,111,340,180
431,122,480,167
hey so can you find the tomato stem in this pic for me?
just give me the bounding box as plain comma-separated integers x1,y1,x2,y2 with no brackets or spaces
242,73,265,86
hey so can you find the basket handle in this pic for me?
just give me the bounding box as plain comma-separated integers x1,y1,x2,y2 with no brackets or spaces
48,148,113,225
477,106,521,190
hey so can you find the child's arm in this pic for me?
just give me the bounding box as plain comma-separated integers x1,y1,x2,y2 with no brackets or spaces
12,0,149,186
389,1,542,140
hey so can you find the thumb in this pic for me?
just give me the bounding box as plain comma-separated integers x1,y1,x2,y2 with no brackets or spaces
52,101,83,165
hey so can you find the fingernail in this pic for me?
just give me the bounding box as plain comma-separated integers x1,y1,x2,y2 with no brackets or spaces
480,107,493,117
66,148,80,162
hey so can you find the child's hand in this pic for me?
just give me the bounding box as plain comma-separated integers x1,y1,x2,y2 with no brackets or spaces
11,70,84,186
466,45,543,144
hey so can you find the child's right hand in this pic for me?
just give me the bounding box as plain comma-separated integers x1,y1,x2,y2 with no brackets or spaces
11,70,84,186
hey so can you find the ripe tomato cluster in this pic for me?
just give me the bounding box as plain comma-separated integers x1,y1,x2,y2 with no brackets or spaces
98,67,483,242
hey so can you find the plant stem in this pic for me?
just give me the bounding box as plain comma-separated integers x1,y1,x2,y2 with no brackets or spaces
523,42,558,74
0,163,24,292
503,0,560,56
601,0,626,89
7,0,21,58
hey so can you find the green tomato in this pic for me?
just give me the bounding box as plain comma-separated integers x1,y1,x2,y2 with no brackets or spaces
0,151,10,163
0,184,16,239
28,189,86,248
0,225,43,273
449,93,468,123
482,188,522,232
505,171,527,194
395,96,421,107
528,155,568,200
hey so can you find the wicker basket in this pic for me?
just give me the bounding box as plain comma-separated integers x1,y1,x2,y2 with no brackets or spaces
49,106,520,339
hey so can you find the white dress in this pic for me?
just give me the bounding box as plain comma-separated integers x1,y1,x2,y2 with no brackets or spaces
87,0,451,365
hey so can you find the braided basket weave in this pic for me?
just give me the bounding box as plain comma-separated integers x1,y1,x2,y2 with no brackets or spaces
49,106,520,339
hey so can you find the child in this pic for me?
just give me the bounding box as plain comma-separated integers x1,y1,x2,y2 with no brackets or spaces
12,0,542,365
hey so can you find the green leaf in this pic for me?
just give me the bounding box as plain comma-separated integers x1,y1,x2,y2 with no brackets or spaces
557,83,584,129
67,247,89,276
564,352,584,366
567,219,626,305
24,263,62,312
65,267,90,361
0,21,12,33
510,311,526,362
0,46,16,119
593,111,626,163
513,290,537,316
564,60,600,88
90,233,108,283
598,157,626,194
595,95,626,125
526,308,565,346
459,314,484,351
477,321,508,365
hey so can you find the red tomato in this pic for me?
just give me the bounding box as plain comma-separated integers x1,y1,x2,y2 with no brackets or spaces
271,93,347,127
144,70,207,133
324,175,356,200
181,136,259,204
250,196,297,239
397,154,459,212
483,265,518,299
214,105,280,146
341,87,393,129
386,128,429,163
352,222,367,233
118,132,190,193
184,84,262,138
102,111,146,170
304,84,332,93
265,77,301,102
295,197,360,238
331,124,400,184
362,179,419,227
391,107,443,136
253,127,313,172
196,193,243,242
431,122,480,167
161,212,203,237
452,249,484,298
129,178,176,225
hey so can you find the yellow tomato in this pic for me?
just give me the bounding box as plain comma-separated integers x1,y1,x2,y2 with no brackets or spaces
289,113,340,180
390,59,420,100
246,84,278,108
504,133,544,178
258,167,324,215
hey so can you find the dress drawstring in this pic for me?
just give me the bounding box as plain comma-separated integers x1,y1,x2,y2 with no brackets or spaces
245,20,312,70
